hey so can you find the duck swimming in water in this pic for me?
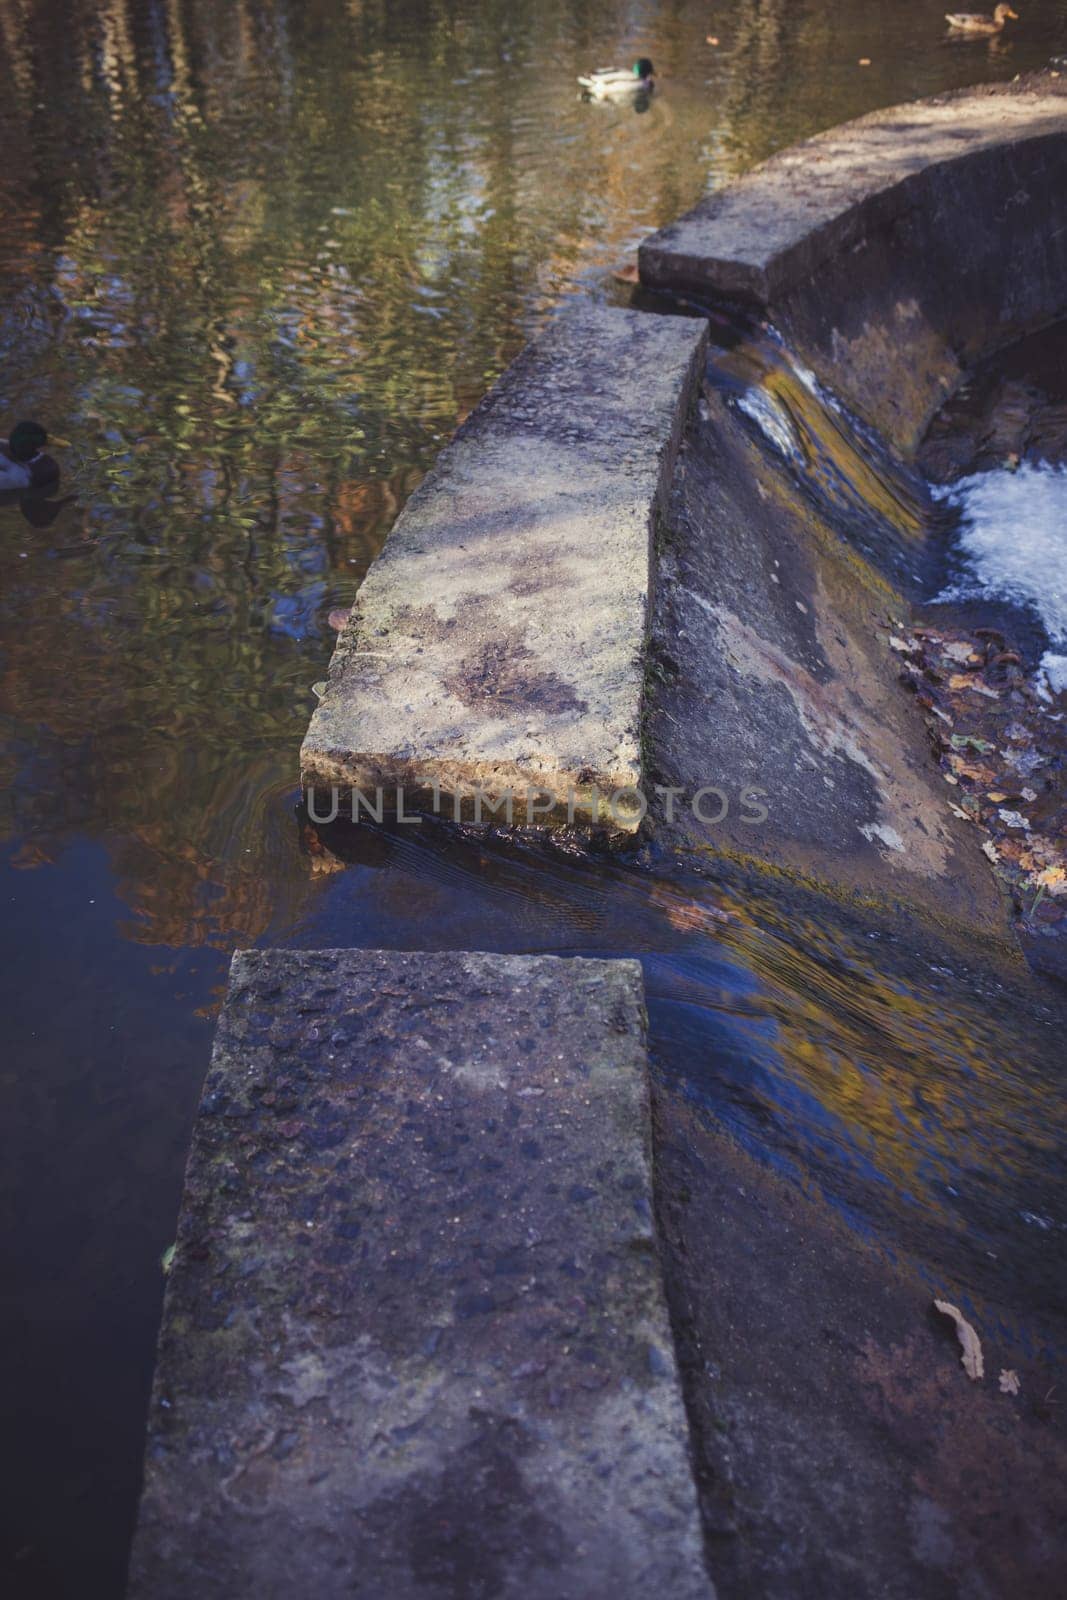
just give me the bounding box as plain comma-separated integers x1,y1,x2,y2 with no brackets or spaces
945,5,1018,34
578,58,655,98
0,420,61,492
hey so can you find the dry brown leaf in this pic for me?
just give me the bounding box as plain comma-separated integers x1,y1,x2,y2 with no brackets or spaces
612,263,640,285
981,841,999,864
934,1299,984,1380
948,674,999,699
952,761,997,783
999,1369,1020,1395
327,608,351,632
1036,866,1067,896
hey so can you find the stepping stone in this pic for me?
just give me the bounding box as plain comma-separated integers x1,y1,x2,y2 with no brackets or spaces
301,301,707,831
127,948,713,1599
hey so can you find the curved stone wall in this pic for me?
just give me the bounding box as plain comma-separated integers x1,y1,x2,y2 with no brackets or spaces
640,76,1067,454
298,75,1063,958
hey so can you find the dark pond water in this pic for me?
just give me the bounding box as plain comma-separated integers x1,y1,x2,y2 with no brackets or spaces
3,2,1067,1596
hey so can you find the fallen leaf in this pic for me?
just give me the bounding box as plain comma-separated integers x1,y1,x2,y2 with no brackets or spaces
934,1299,984,1380
858,56,872,66
999,1369,1020,1395
998,809,1030,831
612,262,640,285
311,680,327,700
706,35,720,45
160,1243,177,1276
327,607,351,632
943,641,976,664
949,758,997,783
311,848,345,877
950,733,994,754
981,841,999,863
1035,866,1067,896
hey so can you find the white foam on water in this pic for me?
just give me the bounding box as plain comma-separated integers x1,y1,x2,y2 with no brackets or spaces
934,462,1067,695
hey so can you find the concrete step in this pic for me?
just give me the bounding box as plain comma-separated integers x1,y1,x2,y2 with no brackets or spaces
127,948,713,1600
300,300,707,831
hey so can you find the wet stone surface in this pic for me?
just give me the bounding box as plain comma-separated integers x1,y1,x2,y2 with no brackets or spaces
645,358,1009,943
127,949,712,1600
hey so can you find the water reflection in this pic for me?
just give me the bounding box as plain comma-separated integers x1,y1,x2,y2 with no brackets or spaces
297,811,1067,1330
4,1,1067,1594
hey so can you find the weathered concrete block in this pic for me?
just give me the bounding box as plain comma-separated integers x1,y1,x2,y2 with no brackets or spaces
127,949,713,1600
301,302,707,829
640,79,1067,452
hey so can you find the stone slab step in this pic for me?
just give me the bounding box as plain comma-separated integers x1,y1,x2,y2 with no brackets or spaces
300,301,707,830
127,948,713,1600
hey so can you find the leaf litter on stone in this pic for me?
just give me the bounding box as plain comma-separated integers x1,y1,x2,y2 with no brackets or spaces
934,1299,984,1380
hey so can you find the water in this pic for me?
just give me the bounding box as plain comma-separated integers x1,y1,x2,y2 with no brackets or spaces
936,464,1067,690
3,2,1067,1595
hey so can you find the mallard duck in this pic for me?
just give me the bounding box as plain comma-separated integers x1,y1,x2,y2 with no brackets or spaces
0,420,61,493
578,58,655,98
945,5,1018,34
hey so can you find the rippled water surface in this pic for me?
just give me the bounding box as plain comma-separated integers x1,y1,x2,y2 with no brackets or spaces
3,2,1067,1595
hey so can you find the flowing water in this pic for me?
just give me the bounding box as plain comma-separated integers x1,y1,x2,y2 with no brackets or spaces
3,2,1067,1596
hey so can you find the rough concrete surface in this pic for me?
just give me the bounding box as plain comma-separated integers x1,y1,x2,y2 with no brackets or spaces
127,949,713,1600
640,77,1067,453
301,301,707,829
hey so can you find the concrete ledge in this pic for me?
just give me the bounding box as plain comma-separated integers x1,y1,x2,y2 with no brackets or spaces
300,301,707,829
640,78,1067,453
127,949,713,1599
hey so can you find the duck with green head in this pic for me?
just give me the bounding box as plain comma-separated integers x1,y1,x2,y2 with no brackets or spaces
578,58,655,99
0,421,62,493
